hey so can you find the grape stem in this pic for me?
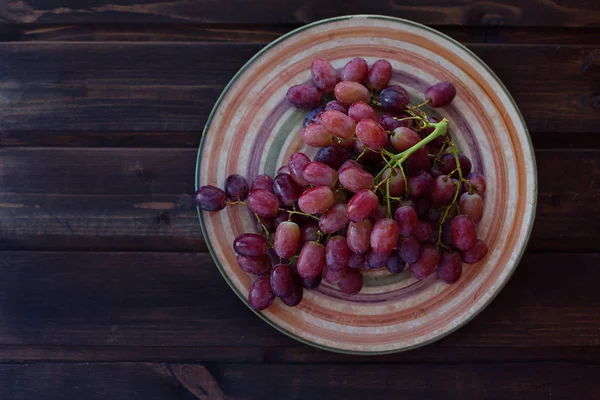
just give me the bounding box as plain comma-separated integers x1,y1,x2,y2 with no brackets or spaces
255,213,271,238
279,208,320,221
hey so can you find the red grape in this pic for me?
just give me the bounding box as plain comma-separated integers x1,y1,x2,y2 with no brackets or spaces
251,174,274,193
270,264,295,298
237,254,270,275
347,219,373,254
341,57,368,82
407,171,434,198
441,220,453,246
281,275,303,306
246,189,281,218
414,196,431,218
303,105,324,127
320,110,357,140
406,146,432,172
314,145,350,169
395,205,418,237
366,59,392,91
303,272,322,289
311,59,338,93
390,127,421,152
366,249,389,269
319,203,349,234
370,218,400,255
325,235,351,271
414,221,433,243
288,152,311,186
333,189,347,205
430,175,455,207
438,251,462,284
459,192,483,223
298,186,334,215
348,252,366,269
286,84,322,109
338,159,362,174
337,267,363,295
273,221,301,258
300,223,320,245
439,153,472,177
302,123,333,147
302,161,339,188
224,174,249,201
334,81,370,105
381,168,406,197
323,264,347,284
461,239,488,264
370,204,388,224
379,85,410,113
398,236,420,264
379,112,413,131
273,173,301,207
465,172,487,196
297,241,326,279
450,215,477,251
234,233,267,258
425,81,457,108
409,246,440,280
339,166,374,193
346,189,379,222
195,185,227,211
248,275,275,310
355,119,388,150
277,165,290,175
386,253,406,273
338,136,355,149
324,100,348,113
348,101,376,122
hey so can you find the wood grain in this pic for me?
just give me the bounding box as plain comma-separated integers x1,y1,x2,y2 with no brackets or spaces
1,43,598,134
2,0,599,27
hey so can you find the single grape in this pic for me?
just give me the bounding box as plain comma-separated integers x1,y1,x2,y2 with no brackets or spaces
348,252,366,269
311,59,338,93
430,164,443,178
450,214,477,251
386,253,406,273
270,264,295,298
324,100,348,113
430,175,456,207
425,81,457,108
406,146,432,172
246,189,281,218
251,174,274,193
302,161,339,188
300,223,320,245
277,165,290,175
439,153,472,177
461,239,488,264
273,173,301,207
366,249,389,269
381,168,406,197
319,204,349,234
325,235,351,271
459,192,483,223
224,174,249,201
298,186,334,215
370,218,400,255
281,274,303,306
195,185,227,211
339,166,374,193
301,123,333,147
438,251,462,284
464,172,487,196
303,272,322,289
348,101,377,122
314,145,350,169
347,219,373,254
237,254,270,275
273,221,301,259
233,233,267,258
286,84,321,109
409,246,440,280
394,205,418,237
341,57,368,82
390,127,421,152
399,199,416,209
414,221,433,243
379,85,410,113
346,189,379,222
303,105,324,127
323,264,347,284
338,159,362,174
334,81,371,105
337,267,363,295
355,119,388,150
297,241,326,279
379,112,413,131
248,275,275,310
414,196,431,218
320,110,357,140
398,236,420,264
288,152,311,186
366,59,392,91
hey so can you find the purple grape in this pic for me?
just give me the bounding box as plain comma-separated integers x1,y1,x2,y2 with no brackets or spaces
248,275,275,310
341,57,368,83
386,253,406,273
195,185,227,211
324,100,348,113
224,174,249,201
270,264,295,298
233,233,267,258
425,81,457,108
303,272,322,289
379,85,410,113
303,106,324,127
251,174,274,193
314,145,350,169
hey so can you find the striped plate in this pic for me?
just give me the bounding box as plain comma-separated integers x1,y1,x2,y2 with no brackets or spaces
196,15,537,354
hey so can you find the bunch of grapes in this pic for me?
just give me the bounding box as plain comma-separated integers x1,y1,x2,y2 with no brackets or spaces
195,57,488,310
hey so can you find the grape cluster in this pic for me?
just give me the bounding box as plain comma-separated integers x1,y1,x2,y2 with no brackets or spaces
195,57,488,310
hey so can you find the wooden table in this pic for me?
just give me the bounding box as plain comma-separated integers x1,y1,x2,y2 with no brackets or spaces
1,2,599,398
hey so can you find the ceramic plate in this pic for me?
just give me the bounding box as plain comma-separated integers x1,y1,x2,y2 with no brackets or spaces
196,15,537,354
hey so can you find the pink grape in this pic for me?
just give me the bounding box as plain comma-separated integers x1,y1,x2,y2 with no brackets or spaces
298,186,334,215
366,59,392,91
320,110,357,140
195,185,227,211
248,275,275,310
398,237,421,264
246,189,280,218
274,221,301,258
366,249,389,269
338,159,362,174
314,145,350,169
465,172,487,196
390,127,421,152
408,171,434,198
348,101,376,122
386,253,406,273
370,218,400,255
224,174,249,201
319,204,349,234
348,252,366,269
334,81,370,105
394,205,418,237
346,189,379,222
324,100,348,113
311,59,338,93
297,241,326,279
273,173,301,207
323,264,347,284
251,174,274,193
302,123,333,147
406,146,432,172
325,235,351,271
439,153,472,177
459,192,484,223
381,168,406,197
347,219,373,254
337,268,363,295
430,175,456,207
300,223,320,245
355,119,388,150
450,215,477,251
270,264,295,298
237,254,270,275
379,112,413,131
281,275,303,306
288,152,311,186
414,221,433,243
302,161,339,188
303,105,324,127
379,85,410,113
303,272,322,289
409,246,440,280
233,233,267,257
286,84,322,109
341,57,368,82
425,81,457,108
438,251,462,284
461,239,489,264
339,166,374,193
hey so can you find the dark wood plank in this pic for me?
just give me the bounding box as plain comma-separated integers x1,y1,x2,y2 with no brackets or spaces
1,0,599,27
1,361,598,399
1,148,598,252
0,251,598,350
1,43,598,134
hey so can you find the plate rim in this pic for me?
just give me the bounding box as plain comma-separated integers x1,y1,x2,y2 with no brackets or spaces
195,14,538,355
